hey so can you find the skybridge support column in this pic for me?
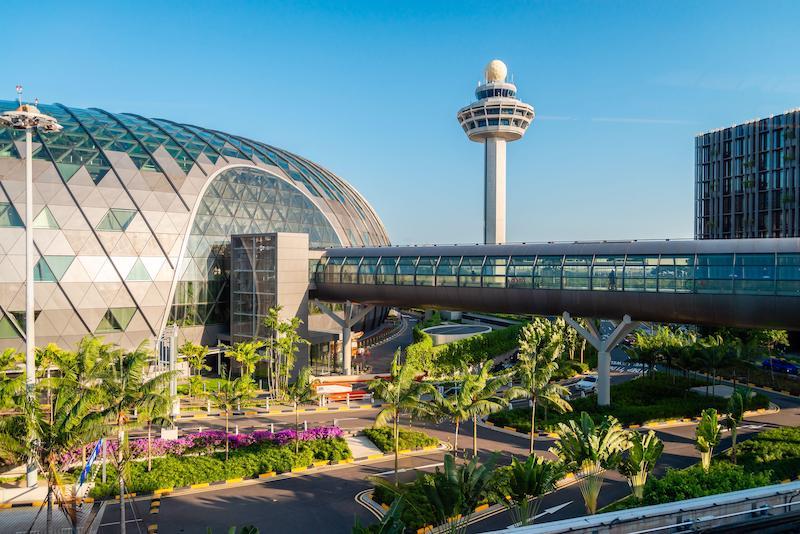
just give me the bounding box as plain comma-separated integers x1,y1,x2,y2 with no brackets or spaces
314,300,374,375
563,312,639,406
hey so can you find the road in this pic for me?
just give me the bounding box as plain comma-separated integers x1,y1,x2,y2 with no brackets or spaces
98,383,799,534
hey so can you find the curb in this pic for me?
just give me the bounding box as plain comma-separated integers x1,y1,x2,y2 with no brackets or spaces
173,403,385,421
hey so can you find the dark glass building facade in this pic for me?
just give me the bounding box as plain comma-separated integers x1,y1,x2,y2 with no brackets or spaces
696,109,800,239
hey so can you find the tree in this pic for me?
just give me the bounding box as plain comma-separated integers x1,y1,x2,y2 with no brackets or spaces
101,342,174,534
504,455,565,526
0,370,106,533
618,430,663,499
549,412,629,514
225,340,266,384
262,306,310,394
624,331,662,378
285,366,317,455
752,330,790,383
461,360,514,457
0,348,23,409
208,375,251,461
430,376,472,454
724,391,746,464
137,395,172,472
694,335,733,396
421,453,496,534
695,408,721,472
352,496,405,534
180,341,210,399
513,320,572,453
369,350,433,484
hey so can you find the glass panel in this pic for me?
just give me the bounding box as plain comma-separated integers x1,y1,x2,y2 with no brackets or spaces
32,206,59,229
734,254,775,294
395,257,418,286
435,257,461,287
322,257,345,283
340,257,361,284
562,256,592,290
358,257,378,284
0,202,23,227
482,256,507,288
591,256,623,291
695,254,734,294
534,255,563,289
507,256,534,289
777,254,800,295
458,256,484,287
623,256,659,292
376,256,398,285
415,257,437,286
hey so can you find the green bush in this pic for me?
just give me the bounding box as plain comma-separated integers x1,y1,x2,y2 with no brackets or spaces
434,324,524,368
488,374,769,432
737,426,800,481
640,463,772,505
372,476,435,531
88,438,348,498
363,427,437,453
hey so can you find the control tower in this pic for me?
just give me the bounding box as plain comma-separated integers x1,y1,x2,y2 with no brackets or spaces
457,60,534,244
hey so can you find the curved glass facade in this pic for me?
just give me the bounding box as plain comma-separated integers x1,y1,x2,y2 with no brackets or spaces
0,100,389,350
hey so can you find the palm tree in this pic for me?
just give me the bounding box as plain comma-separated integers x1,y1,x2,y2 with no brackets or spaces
208,375,251,461
624,331,662,378
549,412,629,514
101,342,174,534
421,453,496,534
262,306,310,394
226,340,266,383
724,391,746,464
368,350,433,484
695,408,721,472
695,335,732,396
137,395,173,472
0,373,107,534
461,361,514,457
0,348,23,408
284,366,317,455
504,455,565,526
513,322,572,453
430,377,472,455
618,430,663,499
180,341,210,398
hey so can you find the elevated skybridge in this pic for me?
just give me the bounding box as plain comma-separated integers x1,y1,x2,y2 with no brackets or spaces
312,238,800,331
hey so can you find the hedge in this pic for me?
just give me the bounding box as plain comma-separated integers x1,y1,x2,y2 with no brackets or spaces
488,374,770,432
88,437,350,498
737,426,800,481
363,427,437,453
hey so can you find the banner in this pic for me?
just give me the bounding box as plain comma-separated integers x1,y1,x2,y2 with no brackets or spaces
78,438,103,486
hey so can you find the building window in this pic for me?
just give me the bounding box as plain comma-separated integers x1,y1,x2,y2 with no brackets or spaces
96,208,137,231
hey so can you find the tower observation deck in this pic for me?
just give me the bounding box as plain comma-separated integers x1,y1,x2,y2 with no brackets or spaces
457,59,534,245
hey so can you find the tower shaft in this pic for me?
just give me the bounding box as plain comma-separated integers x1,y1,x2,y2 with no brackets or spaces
484,137,506,244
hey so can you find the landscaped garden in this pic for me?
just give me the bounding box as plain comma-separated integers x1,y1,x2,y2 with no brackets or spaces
487,373,770,433
362,427,437,453
87,427,350,498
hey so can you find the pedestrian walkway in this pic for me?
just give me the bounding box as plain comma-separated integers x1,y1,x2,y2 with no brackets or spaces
345,435,383,459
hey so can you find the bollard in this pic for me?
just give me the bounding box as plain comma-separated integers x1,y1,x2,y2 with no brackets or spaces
207,399,211,412
259,379,263,390
237,401,241,411
266,398,270,411
270,423,274,433
346,393,350,409
235,425,239,435
304,420,307,431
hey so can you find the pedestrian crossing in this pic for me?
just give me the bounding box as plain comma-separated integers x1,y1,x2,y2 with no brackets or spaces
610,362,647,375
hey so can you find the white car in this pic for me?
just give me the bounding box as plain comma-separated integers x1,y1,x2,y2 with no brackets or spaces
574,375,598,393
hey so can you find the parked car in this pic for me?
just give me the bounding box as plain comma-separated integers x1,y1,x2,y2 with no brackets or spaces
761,358,800,375
574,374,598,392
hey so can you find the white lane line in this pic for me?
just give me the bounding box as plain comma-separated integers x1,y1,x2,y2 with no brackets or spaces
373,462,444,477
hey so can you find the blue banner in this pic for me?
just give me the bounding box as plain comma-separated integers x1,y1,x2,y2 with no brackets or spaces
78,438,103,486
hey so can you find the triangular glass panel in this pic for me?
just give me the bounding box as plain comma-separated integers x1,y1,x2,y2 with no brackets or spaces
44,256,75,281
0,203,24,227
0,315,20,339
110,307,136,330
34,258,56,282
56,162,82,182
33,206,60,229
126,259,151,281
95,309,123,333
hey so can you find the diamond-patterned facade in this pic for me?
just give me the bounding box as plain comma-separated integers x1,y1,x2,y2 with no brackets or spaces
0,100,389,352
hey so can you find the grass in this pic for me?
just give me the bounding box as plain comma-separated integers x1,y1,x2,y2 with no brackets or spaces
488,373,770,432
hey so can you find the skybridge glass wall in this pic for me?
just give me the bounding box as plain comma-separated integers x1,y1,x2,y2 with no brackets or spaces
315,253,800,296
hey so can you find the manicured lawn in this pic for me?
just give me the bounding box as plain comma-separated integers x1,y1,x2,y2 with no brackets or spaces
488,374,770,432
363,427,437,452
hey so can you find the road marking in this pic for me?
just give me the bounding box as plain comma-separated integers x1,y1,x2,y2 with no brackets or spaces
374,462,444,477
505,501,574,526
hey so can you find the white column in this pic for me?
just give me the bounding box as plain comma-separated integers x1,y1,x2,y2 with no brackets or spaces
342,302,353,375
484,136,507,245
24,128,36,488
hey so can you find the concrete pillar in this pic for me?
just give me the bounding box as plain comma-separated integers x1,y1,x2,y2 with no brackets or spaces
313,299,373,376
563,312,640,406
484,136,507,245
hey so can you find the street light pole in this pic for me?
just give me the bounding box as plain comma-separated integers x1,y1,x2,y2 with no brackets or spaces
0,87,61,488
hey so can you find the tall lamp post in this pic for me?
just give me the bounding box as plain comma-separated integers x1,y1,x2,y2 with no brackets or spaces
0,87,61,487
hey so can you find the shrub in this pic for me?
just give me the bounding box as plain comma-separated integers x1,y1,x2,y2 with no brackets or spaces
363,427,437,453
640,463,772,505
737,426,800,481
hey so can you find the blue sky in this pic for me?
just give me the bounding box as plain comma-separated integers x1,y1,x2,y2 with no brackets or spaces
12,1,800,244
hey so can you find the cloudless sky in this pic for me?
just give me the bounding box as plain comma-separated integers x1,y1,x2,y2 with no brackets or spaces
11,1,800,244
